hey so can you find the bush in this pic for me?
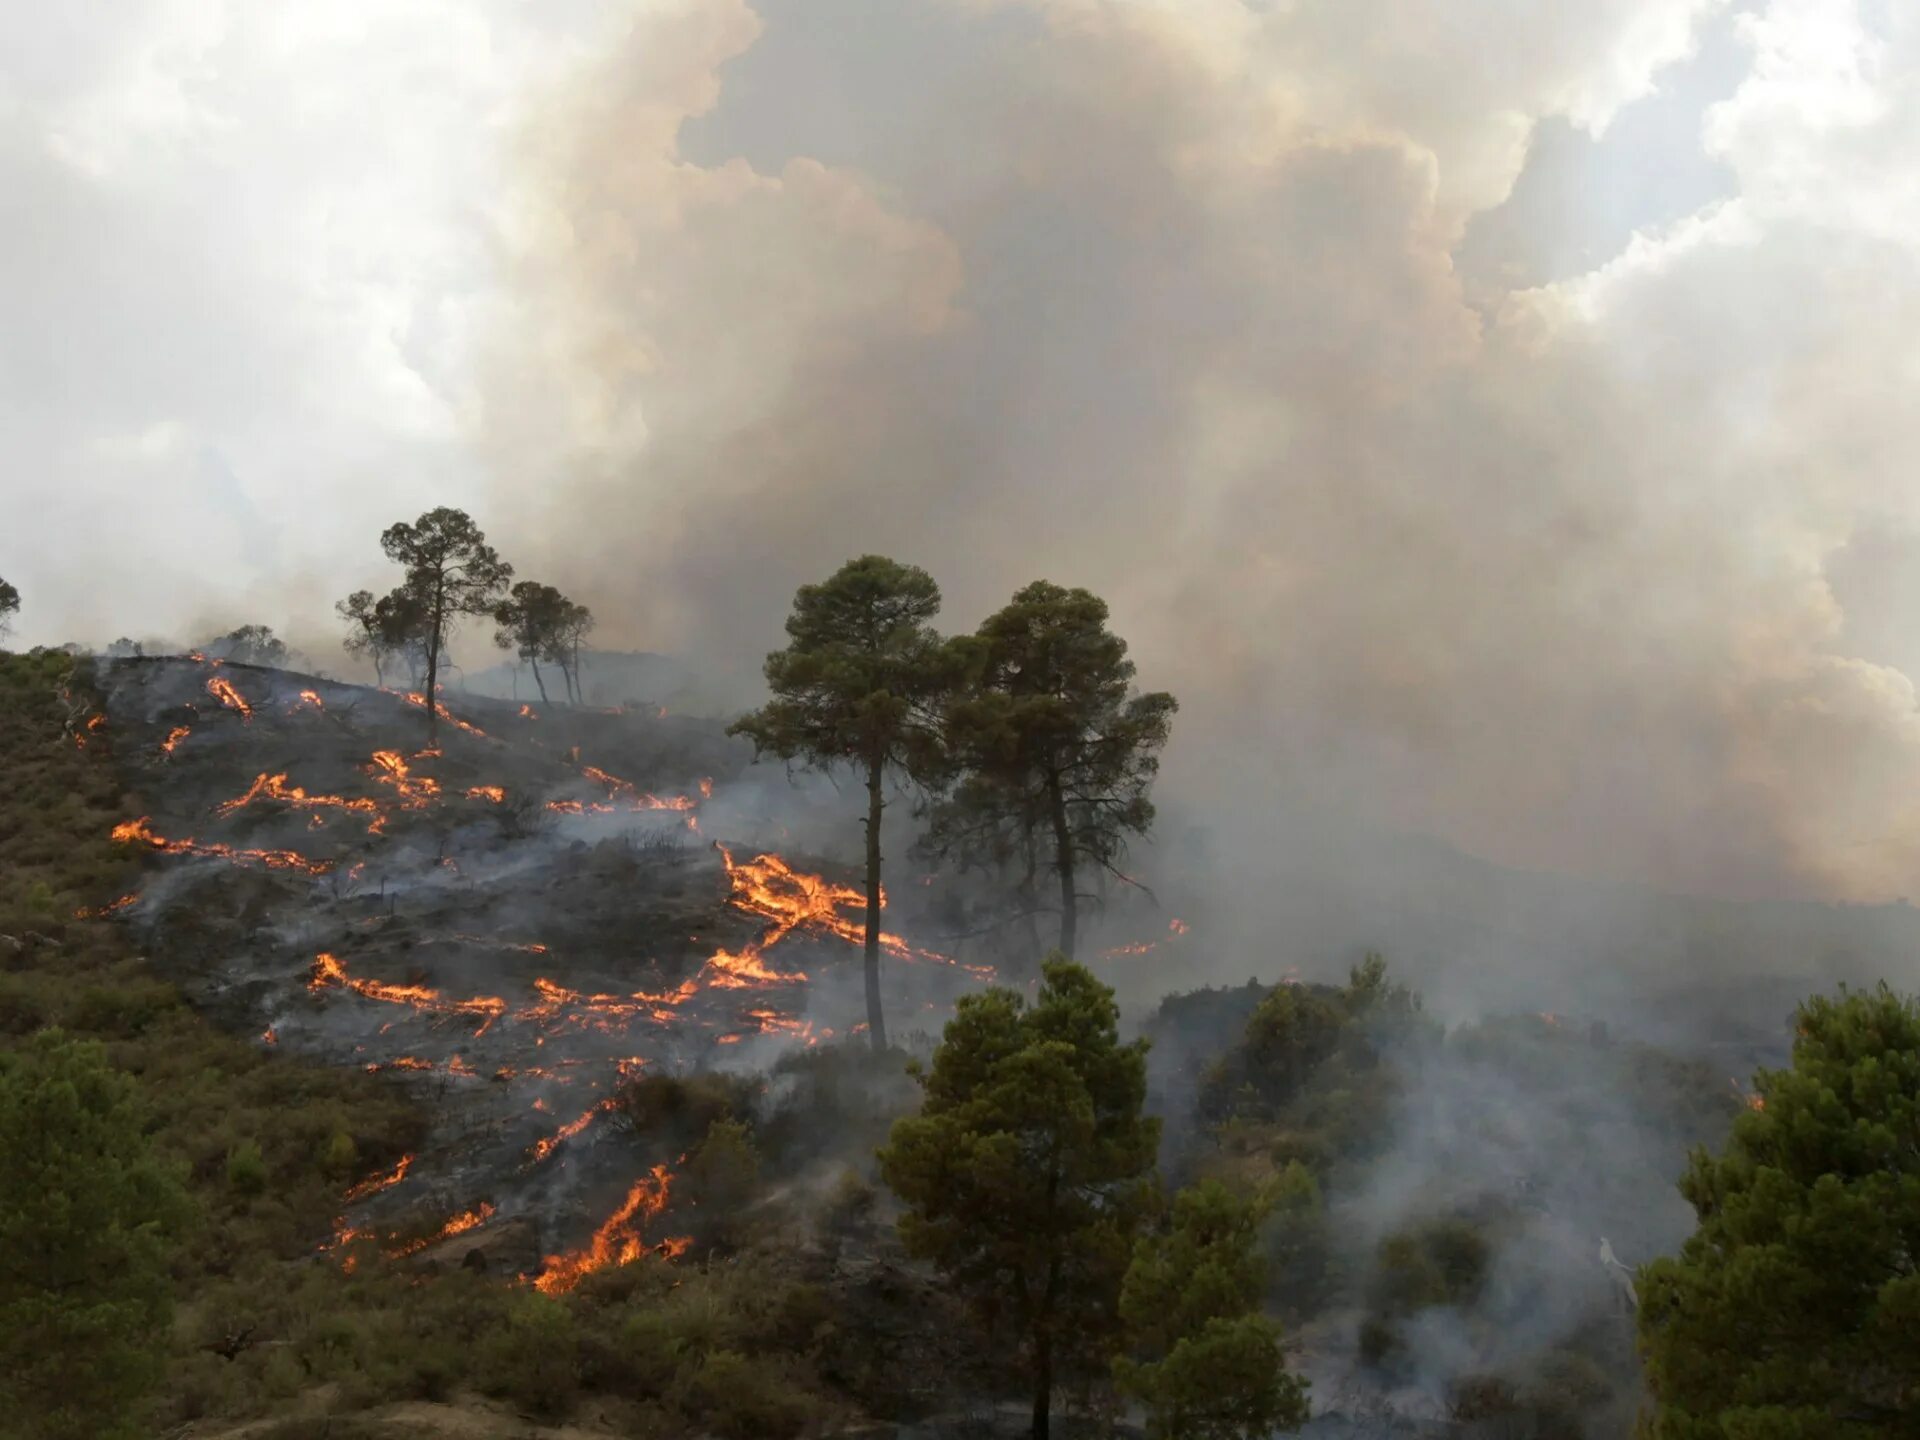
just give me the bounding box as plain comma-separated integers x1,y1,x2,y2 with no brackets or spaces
321,1130,358,1178
477,1293,579,1417
226,1141,268,1196
680,1348,820,1440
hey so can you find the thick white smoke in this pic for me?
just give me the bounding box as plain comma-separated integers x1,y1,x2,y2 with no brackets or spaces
482,0,1920,902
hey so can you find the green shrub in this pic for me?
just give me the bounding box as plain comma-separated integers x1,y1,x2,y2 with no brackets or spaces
226,1141,268,1196
321,1130,358,1178
477,1292,578,1417
680,1348,820,1440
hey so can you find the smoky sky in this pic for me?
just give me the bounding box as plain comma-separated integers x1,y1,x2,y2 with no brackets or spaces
6,1,1920,904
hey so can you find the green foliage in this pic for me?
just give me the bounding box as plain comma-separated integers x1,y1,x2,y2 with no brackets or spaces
728,555,959,1048
1115,1180,1309,1440
1637,982,1920,1438
0,1030,191,1440
923,580,1175,961
1368,1218,1491,1317
729,555,952,778
1260,1160,1332,1315
685,1117,762,1246
226,1139,268,1195
322,1128,358,1177
879,955,1160,1437
476,1292,580,1417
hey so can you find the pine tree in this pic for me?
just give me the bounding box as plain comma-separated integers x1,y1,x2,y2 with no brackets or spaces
729,556,956,1050
1637,982,1920,1437
0,1031,190,1440
379,508,512,743
1114,1180,1309,1440
879,955,1160,1439
926,581,1174,960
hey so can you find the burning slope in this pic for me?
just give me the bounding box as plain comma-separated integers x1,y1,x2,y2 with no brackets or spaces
96,653,1008,1280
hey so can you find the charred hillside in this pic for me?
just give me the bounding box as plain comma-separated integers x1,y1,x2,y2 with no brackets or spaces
96,653,989,1287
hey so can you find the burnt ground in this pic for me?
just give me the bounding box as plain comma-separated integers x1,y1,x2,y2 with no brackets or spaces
98,654,990,1280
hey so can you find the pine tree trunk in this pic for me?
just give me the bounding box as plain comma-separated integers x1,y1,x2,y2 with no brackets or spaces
1031,1348,1051,1440
530,657,549,703
423,577,444,747
863,752,888,1052
1047,770,1076,960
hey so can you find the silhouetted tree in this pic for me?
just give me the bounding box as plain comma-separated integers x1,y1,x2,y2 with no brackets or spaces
926,582,1175,959
372,584,435,686
728,556,956,1050
336,589,387,685
880,957,1160,1440
553,598,595,704
0,1031,191,1439
0,578,20,639
205,624,289,667
379,508,511,743
493,581,570,704
103,638,144,659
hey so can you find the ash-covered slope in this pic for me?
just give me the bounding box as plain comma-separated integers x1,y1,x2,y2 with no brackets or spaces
97,654,988,1285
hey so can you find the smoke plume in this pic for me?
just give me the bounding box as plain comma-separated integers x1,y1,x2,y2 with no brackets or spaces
481,0,1920,904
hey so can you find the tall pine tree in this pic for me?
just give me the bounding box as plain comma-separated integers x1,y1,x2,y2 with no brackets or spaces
927,581,1175,960
728,556,956,1050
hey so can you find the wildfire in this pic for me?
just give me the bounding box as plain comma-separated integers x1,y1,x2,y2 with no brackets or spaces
206,675,253,720
1101,915,1192,961
386,1203,497,1260
344,1153,414,1203
261,1026,277,1045
112,816,332,875
531,1165,688,1294
159,725,189,757
293,689,325,711
527,1098,617,1166
74,892,139,919
308,952,507,1034
467,785,505,803
369,750,440,805
216,772,381,819
520,704,537,719
403,691,489,739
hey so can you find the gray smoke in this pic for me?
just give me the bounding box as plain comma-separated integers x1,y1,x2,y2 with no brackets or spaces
479,0,1920,907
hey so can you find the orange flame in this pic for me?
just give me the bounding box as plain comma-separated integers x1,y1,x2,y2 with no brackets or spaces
216,772,381,819
403,692,489,739
344,1153,414,1204
309,952,507,1033
113,816,331,874
467,785,505,803
527,1098,617,1166
74,892,139,919
206,675,253,720
532,1166,686,1294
